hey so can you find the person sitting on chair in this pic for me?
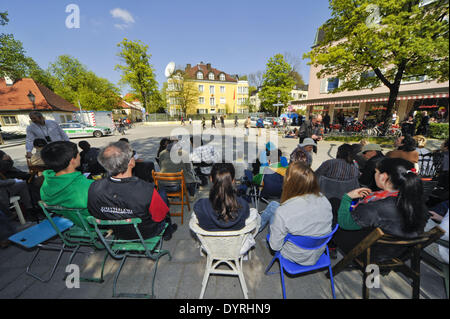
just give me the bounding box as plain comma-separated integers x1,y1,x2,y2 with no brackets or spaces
261,161,333,266
191,136,220,187
193,163,256,231
358,144,385,191
315,144,359,181
40,141,95,225
30,138,47,167
78,140,105,177
88,141,177,240
159,138,199,197
334,157,428,263
386,135,419,170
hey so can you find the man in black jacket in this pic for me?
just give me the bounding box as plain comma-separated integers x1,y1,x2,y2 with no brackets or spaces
297,114,323,144
358,144,385,191
88,141,177,240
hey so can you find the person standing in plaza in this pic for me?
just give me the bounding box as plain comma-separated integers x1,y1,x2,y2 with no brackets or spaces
25,111,69,159
323,112,331,134
211,115,216,129
297,114,323,144
201,117,206,130
220,115,225,128
244,116,251,136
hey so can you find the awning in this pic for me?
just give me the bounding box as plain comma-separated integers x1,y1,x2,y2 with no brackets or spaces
418,105,439,109
296,92,449,107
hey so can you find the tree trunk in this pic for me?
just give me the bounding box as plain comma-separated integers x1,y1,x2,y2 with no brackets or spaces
380,84,400,136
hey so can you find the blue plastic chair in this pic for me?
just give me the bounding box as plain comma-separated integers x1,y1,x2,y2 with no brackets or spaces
265,224,339,299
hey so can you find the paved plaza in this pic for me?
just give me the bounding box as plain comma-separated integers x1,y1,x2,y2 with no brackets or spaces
0,123,447,299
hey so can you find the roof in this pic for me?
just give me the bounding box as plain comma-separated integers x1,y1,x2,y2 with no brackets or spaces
184,63,237,83
0,78,78,112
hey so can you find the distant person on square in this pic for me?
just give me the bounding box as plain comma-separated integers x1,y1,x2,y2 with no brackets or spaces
26,111,69,159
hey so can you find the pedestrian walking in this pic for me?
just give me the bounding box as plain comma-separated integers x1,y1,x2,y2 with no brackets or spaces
211,115,216,129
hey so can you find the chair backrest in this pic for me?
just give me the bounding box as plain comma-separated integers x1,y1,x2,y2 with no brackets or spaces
38,200,98,247
284,224,339,250
189,215,258,259
260,168,284,198
86,216,167,258
319,176,360,201
419,152,444,178
152,170,186,191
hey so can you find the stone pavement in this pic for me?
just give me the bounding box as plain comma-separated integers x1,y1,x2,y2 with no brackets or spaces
0,127,447,299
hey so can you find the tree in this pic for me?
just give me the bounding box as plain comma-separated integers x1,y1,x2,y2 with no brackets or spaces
259,54,295,115
0,11,29,81
49,55,121,110
304,0,449,134
248,70,264,88
166,71,200,116
115,38,159,113
283,51,306,88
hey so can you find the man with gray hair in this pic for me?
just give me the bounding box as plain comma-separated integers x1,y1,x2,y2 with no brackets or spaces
88,141,177,240
26,111,69,159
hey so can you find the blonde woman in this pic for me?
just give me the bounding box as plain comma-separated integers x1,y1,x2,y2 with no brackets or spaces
261,161,333,265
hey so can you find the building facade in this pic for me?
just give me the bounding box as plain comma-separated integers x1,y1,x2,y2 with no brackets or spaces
250,86,309,113
0,77,78,134
292,23,449,124
167,63,249,116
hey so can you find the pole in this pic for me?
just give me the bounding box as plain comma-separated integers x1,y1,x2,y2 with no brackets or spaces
77,100,84,124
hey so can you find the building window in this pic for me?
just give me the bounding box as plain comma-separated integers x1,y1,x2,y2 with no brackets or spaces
199,97,205,104
209,85,215,94
197,72,203,80
197,108,208,114
0,115,18,125
220,86,225,93
220,97,226,104
237,87,248,94
320,78,340,93
210,108,216,114
208,73,215,80
210,97,215,106
220,74,225,81
198,84,204,92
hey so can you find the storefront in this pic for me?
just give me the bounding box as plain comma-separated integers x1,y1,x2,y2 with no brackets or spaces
293,92,449,125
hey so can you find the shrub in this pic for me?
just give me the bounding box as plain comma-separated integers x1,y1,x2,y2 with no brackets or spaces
428,123,449,139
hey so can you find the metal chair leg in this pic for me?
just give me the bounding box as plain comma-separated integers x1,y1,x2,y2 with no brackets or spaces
26,244,66,283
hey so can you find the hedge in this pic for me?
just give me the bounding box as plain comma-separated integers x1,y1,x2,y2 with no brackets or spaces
429,123,449,140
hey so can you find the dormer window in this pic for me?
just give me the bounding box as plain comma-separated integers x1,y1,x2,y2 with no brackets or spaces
219,74,225,81
197,72,203,80
208,73,215,80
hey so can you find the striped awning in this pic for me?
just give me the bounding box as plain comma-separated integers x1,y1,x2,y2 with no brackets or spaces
296,92,449,107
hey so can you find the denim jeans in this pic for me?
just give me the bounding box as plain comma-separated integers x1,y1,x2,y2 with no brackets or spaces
258,201,280,233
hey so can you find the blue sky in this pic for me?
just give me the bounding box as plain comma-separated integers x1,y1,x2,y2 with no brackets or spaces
2,0,331,94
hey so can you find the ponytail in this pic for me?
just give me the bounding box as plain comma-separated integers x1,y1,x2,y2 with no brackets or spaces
376,158,427,233
209,163,241,222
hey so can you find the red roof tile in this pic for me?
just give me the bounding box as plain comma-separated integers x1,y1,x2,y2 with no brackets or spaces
0,78,78,112
185,64,237,83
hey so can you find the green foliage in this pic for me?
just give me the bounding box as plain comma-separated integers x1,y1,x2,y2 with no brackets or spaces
304,0,449,132
429,122,449,139
260,54,296,114
166,72,200,115
324,135,395,145
115,38,159,113
49,55,121,110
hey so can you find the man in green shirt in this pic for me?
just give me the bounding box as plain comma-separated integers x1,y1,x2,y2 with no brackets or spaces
40,141,94,227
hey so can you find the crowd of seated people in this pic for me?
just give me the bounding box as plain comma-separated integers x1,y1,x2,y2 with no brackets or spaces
2,130,448,296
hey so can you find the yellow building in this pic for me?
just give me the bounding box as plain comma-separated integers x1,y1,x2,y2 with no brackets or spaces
167,62,249,116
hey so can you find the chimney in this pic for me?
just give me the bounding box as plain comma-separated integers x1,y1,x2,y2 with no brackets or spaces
185,64,191,71
206,63,211,70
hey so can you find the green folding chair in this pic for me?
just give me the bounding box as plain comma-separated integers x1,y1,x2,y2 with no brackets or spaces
87,216,171,298
37,201,109,283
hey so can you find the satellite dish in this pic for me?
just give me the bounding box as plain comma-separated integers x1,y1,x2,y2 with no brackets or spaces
164,61,175,78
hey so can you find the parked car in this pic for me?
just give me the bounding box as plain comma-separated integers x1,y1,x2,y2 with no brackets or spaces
250,116,258,127
59,122,112,138
264,117,280,128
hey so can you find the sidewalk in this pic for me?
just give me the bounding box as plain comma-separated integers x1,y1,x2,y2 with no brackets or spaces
0,138,26,149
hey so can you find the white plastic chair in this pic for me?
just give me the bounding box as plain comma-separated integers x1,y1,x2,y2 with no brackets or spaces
189,212,259,299
10,196,25,224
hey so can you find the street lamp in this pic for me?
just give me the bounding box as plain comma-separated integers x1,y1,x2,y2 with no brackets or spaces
277,93,281,117
27,91,36,109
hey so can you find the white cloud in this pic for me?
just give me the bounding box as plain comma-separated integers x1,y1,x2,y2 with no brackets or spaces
110,8,135,29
